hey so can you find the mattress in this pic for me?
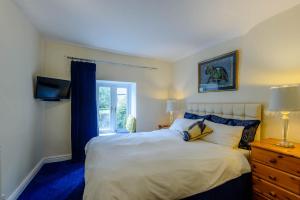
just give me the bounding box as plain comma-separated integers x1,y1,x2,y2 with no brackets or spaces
84,129,251,200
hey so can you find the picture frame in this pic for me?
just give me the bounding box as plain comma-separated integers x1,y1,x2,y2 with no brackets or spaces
198,51,238,93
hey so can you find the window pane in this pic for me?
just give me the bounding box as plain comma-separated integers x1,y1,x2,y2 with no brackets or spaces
116,88,128,130
98,87,111,132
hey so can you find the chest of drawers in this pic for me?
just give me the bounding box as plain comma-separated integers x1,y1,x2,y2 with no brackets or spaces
251,138,300,200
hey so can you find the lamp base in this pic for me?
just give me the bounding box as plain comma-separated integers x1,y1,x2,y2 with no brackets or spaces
169,112,174,125
275,140,295,148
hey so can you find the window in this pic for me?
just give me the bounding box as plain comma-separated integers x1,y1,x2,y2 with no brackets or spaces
96,80,136,134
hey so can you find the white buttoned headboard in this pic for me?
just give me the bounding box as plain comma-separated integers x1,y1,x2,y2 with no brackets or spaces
186,103,262,140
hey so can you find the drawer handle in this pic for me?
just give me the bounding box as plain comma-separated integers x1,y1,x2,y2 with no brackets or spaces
252,164,256,169
255,178,262,182
269,158,277,164
269,191,277,197
268,175,277,181
278,155,284,158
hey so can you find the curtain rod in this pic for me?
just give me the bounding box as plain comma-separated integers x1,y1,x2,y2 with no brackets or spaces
65,56,158,70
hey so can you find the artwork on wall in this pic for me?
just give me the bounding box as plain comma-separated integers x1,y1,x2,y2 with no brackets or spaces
198,51,238,93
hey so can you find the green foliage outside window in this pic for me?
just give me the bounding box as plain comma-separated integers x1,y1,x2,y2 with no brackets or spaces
116,96,127,129
99,87,110,109
98,86,128,131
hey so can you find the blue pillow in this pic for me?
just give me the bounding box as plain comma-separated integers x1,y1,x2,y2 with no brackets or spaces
209,115,230,124
206,115,260,150
184,112,208,120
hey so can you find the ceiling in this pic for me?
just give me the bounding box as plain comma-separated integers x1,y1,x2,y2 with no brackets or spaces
14,0,300,61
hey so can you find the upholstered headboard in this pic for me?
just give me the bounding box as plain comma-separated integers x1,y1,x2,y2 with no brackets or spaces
185,103,262,140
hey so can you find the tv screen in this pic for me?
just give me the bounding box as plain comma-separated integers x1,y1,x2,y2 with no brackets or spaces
35,76,71,101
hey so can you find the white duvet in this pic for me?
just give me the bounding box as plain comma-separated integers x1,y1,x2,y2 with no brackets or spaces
84,129,251,200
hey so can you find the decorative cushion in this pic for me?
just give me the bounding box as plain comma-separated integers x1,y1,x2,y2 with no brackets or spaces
184,112,207,120
203,120,244,148
209,115,230,124
206,115,261,150
169,118,202,133
228,119,260,150
126,115,136,133
182,121,213,141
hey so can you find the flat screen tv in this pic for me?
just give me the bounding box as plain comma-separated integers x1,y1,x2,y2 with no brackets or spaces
35,76,71,101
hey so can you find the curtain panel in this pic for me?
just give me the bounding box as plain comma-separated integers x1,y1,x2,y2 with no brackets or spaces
71,61,98,162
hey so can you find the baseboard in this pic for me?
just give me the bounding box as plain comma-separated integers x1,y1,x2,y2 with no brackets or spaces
44,154,72,164
7,154,72,200
6,159,44,200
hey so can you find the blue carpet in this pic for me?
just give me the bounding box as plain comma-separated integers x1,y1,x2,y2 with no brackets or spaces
18,161,84,200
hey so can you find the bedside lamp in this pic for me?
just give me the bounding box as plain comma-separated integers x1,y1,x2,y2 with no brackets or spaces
269,85,300,148
166,99,176,125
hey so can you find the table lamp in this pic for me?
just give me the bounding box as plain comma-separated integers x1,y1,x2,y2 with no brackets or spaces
166,99,176,124
269,85,300,148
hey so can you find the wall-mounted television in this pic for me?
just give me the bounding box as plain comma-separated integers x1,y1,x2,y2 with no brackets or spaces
35,76,71,101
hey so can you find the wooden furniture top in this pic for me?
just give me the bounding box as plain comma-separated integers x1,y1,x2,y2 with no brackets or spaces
251,138,300,159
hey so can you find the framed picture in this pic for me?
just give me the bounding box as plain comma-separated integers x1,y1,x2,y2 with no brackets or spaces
198,51,238,93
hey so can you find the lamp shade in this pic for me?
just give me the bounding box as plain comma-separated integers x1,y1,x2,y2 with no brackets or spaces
166,99,176,112
269,85,300,112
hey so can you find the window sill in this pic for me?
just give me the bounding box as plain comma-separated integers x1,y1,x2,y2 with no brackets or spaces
99,131,129,136
99,133,116,136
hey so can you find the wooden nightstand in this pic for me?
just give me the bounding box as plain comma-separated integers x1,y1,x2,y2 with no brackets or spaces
250,138,300,200
158,124,170,129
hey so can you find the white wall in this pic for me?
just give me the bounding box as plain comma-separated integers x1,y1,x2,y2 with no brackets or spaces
42,39,172,156
172,5,300,143
0,0,43,197
1,2,299,197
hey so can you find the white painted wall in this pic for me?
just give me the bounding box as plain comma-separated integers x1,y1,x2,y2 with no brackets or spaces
0,0,43,197
171,5,300,143
42,39,172,156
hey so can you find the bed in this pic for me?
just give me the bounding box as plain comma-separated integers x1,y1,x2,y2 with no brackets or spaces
84,103,262,200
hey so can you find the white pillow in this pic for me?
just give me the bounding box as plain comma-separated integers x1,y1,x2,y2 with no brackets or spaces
202,120,244,148
169,118,202,133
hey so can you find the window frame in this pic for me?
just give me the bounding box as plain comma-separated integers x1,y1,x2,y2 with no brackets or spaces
96,80,133,134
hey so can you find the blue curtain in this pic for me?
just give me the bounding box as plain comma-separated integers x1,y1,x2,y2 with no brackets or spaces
71,61,98,162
